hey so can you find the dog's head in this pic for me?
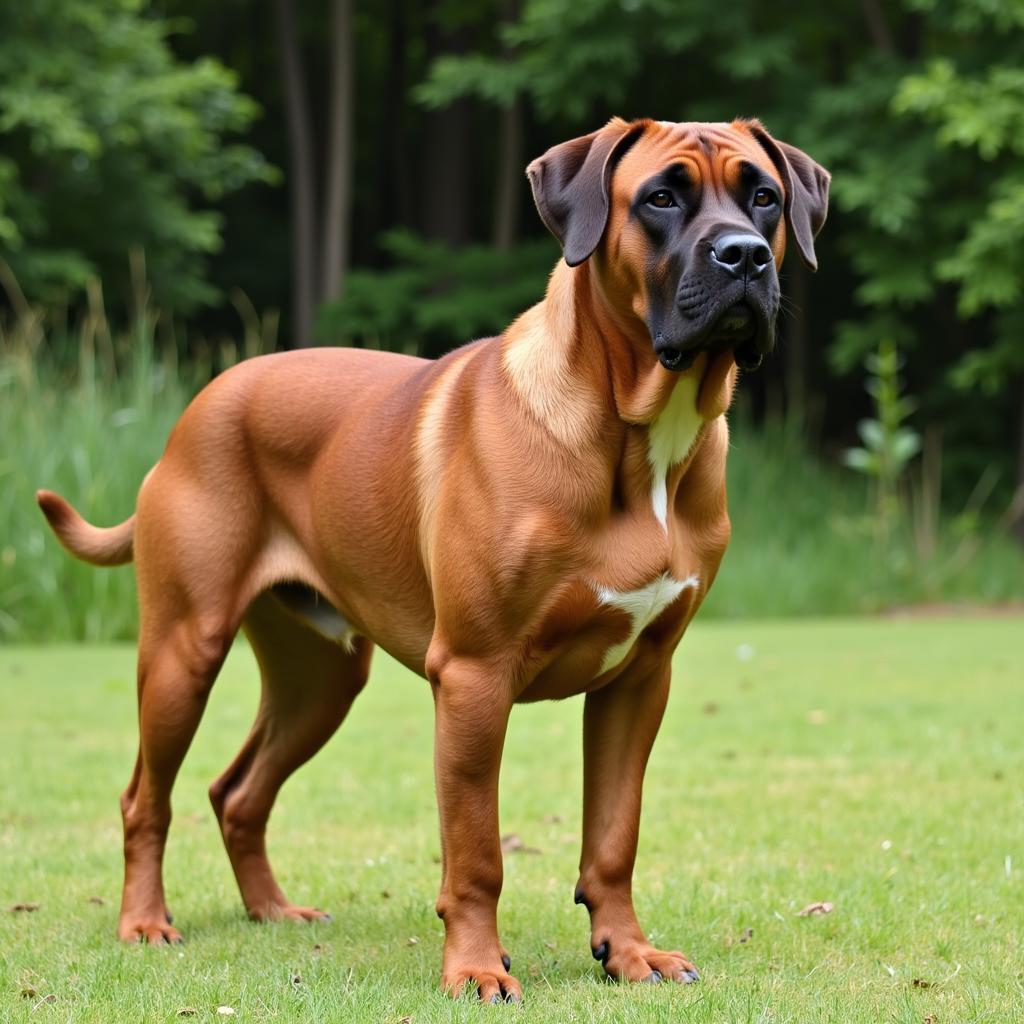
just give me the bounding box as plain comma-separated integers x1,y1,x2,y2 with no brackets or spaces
527,118,829,372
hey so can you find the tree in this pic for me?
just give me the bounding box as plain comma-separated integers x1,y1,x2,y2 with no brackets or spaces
0,0,274,314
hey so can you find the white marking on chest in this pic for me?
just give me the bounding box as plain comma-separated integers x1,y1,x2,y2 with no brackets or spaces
594,573,700,674
647,376,703,531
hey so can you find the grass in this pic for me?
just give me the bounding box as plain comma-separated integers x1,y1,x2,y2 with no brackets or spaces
3,326,1024,641
1,617,1022,1022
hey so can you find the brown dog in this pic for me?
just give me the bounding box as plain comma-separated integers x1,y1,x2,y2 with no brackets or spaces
38,117,827,1001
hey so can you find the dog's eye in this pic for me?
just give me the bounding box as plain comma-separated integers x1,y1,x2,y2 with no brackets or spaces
753,188,778,208
646,190,676,209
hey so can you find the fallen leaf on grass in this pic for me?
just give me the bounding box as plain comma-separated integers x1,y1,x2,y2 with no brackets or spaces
20,987,36,999
797,901,834,917
312,944,323,955
216,1007,236,1016
501,834,542,855
291,973,302,987
923,1015,937,1024
406,937,418,946
398,1017,413,1024
913,978,933,989
177,1010,198,1018
725,927,754,947
88,896,105,905
9,902,40,912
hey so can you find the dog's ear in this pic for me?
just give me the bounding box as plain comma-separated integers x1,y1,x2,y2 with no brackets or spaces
527,119,645,267
746,121,830,272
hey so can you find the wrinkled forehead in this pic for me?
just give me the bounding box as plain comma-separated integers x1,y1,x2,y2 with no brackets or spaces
613,120,783,197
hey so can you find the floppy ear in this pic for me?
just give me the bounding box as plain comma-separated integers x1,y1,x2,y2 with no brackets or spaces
527,119,645,267
747,121,830,272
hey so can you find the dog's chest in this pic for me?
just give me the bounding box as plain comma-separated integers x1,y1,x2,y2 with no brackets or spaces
592,572,699,673
646,376,703,529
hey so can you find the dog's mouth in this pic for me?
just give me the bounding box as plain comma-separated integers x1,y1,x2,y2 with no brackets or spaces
657,303,764,373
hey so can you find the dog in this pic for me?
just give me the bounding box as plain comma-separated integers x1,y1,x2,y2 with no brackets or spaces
38,117,828,1001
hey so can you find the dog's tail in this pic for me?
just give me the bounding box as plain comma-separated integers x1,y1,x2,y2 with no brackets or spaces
36,490,135,567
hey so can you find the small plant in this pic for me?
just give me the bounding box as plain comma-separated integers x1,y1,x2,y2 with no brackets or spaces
844,339,922,544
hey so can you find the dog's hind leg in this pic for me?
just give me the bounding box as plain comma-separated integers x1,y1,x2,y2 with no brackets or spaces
119,612,236,943
209,589,372,923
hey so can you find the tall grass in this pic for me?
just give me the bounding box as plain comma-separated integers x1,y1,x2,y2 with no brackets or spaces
2,302,1022,642
704,412,1024,617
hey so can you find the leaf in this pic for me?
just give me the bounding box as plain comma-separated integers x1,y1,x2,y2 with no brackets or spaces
913,977,933,988
501,833,542,855
9,902,40,912
857,418,885,451
843,447,878,473
797,901,834,916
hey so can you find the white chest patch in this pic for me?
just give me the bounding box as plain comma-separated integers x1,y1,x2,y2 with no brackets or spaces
647,376,703,530
594,573,700,674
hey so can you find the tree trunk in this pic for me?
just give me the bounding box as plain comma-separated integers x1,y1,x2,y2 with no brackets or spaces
860,0,896,55
321,0,355,304
275,0,317,347
493,98,523,250
421,9,472,246
492,0,523,250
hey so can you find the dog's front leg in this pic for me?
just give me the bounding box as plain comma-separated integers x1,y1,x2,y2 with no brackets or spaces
575,663,701,984
431,660,521,1003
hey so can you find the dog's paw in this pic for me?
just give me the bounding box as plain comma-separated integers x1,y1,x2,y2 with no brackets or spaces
592,938,700,984
118,918,184,945
441,959,522,1003
249,902,332,924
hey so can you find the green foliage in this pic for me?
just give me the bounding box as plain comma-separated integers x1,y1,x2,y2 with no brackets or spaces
4,310,1021,642
420,0,1024,515
0,267,279,642
0,0,276,313
844,341,922,540
316,231,557,354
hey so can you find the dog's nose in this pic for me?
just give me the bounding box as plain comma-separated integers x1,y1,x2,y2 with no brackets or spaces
710,234,773,279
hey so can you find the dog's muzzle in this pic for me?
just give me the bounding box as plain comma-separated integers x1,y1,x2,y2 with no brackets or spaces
655,302,765,373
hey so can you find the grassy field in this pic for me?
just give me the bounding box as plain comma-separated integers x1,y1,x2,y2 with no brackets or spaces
1,618,1021,1022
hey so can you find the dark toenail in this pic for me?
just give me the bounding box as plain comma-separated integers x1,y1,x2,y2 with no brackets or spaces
165,912,174,924
321,913,333,922
505,992,521,1004
643,970,663,984
489,994,501,1004
683,968,700,983
501,954,511,971
592,941,609,963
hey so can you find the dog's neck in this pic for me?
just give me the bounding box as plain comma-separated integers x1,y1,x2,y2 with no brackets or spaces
501,260,737,528
501,259,736,439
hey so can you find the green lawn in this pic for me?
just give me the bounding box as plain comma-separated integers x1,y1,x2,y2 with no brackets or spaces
1,618,1022,1022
